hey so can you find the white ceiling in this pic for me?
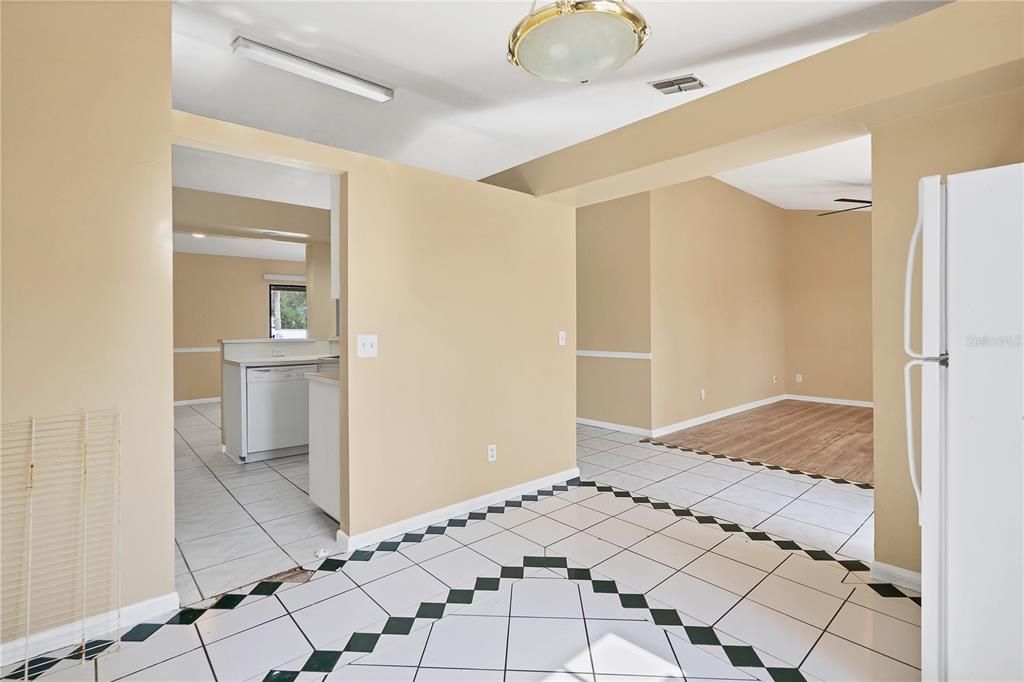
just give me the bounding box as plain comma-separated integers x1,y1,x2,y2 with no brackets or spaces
173,232,306,261
714,135,872,211
172,146,332,208
172,0,942,195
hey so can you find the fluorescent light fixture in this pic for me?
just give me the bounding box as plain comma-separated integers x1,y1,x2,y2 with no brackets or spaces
231,36,393,103
192,233,206,238
262,229,310,239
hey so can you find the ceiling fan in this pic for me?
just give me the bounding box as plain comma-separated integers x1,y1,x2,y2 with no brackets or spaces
818,198,872,217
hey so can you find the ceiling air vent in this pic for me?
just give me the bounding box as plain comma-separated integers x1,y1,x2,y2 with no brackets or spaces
650,74,705,95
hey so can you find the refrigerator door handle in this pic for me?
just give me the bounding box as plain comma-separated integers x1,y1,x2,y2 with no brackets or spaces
903,358,927,524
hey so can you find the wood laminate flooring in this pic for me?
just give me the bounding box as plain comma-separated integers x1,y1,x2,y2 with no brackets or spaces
658,399,874,483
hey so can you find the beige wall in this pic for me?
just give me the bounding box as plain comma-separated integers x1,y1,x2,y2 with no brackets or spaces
173,187,329,242
575,181,874,432
577,357,651,430
783,210,872,402
305,242,335,341
650,178,787,429
172,252,306,401
346,165,577,534
1,0,174,636
577,194,651,352
172,111,577,537
576,193,652,429
871,88,1024,572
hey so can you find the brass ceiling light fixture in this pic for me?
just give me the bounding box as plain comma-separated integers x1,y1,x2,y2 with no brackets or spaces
507,0,651,84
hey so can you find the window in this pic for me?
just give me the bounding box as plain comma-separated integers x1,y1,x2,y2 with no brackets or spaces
269,284,308,338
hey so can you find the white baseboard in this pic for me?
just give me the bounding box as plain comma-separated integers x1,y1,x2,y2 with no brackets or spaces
174,397,221,406
576,417,651,437
0,591,179,665
651,395,786,438
340,467,581,552
581,393,873,441
870,561,921,592
782,394,874,408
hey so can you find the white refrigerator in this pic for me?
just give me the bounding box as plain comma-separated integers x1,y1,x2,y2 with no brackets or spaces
905,163,1023,680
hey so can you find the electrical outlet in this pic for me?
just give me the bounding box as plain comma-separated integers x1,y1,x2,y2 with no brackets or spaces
699,389,706,401
772,375,778,384
795,373,803,383
357,334,378,358
487,444,497,462
558,331,567,346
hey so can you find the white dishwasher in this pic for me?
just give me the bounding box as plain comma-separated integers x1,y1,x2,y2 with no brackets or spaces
246,365,316,460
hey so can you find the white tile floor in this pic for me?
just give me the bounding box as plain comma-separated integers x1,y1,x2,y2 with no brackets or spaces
577,424,876,559
6,421,917,682
174,403,344,605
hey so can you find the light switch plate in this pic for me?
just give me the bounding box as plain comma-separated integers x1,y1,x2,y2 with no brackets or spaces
357,334,378,358
558,331,567,346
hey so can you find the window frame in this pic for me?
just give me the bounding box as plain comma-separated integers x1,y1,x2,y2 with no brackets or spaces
268,283,308,339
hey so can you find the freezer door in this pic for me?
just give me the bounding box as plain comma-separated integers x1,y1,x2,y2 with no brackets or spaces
943,163,1023,680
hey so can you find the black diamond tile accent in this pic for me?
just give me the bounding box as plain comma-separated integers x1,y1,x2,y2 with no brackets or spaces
839,560,869,572
695,516,718,524
724,645,763,667
521,494,539,501
166,608,204,625
673,509,694,517
74,640,114,660
302,650,342,672
446,589,474,604
416,602,446,619
376,541,401,552
426,526,446,534
592,580,618,594
768,668,808,681
262,671,299,682
344,632,380,653
632,496,651,504
684,626,721,646
487,506,505,514
766,465,783,470
4,657,60,680
868,583,906,598
402,533,424,543
720,524,742,532
567,568,592,581
211,594,246,610
774,540,801,551
650,609,683,627
250,581,283,595
121,622,162,642
618,593,648,609
446,518,467,527
651,502,671,510
805,550,834,561
350,550,375,561
911,596,922,606
538,489,554,496
745,532,771,541
382,617,416,635
501,566,524,579
831,479,851,485
475,577,500,591
469,512,487,520
807,474,825,479
524,556,566,568
855,482,874,489
318,559,346,573
505,500,523,507
612,491,631,498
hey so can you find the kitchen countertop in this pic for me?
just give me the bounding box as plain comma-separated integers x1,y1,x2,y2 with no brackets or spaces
223,355,341,368
304,370,340,386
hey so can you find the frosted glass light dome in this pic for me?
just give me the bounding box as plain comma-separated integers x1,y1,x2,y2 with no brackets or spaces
508,1,650,83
